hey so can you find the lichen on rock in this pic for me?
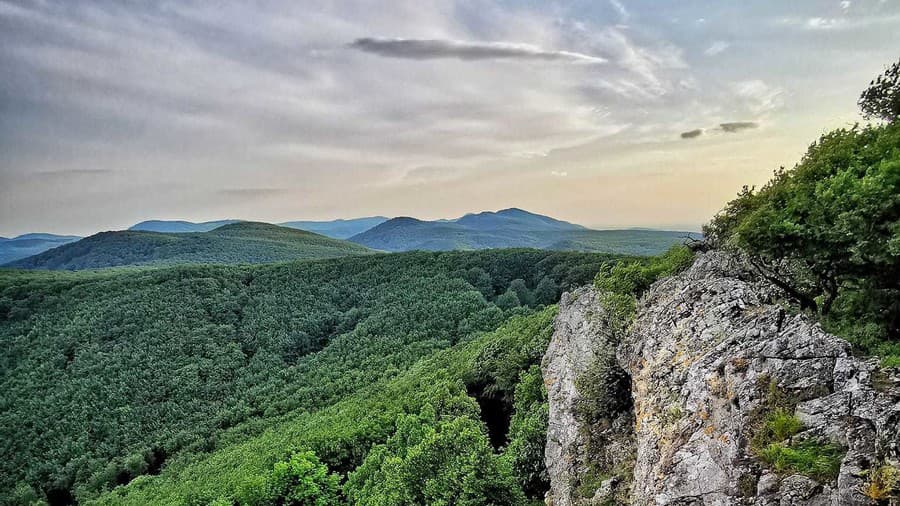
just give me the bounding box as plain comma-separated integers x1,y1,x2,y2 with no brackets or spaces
543,252,900,505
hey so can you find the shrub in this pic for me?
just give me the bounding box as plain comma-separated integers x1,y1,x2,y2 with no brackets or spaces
862,465,900,501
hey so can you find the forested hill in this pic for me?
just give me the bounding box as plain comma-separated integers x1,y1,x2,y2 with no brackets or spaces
4,222,372,270
350,217,698,255
0,249,611,504
0,233,81,264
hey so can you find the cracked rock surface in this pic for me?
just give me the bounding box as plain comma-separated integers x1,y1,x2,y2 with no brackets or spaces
544,252,900,505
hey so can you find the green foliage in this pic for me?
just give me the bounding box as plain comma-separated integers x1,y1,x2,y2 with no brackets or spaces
91,308,557,505
6,222,373,270
705,121,900,363
533,276,559,306
750,409,843,482
750,409,803,452
758,440,844,482
1,251,594,505
508,278,535,307
502,366,549,497
593,245,694,331
575,349,630,427
236,450,341,506
344,408,524,505
859,58,900,122
495,289,522,310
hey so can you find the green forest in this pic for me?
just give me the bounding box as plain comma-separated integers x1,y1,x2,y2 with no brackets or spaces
1,249,610,505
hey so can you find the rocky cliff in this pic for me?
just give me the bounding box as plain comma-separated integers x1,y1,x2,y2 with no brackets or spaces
543,252,900,505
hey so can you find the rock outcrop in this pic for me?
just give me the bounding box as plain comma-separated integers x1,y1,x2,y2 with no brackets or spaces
542,287,612,505
544,252,900,505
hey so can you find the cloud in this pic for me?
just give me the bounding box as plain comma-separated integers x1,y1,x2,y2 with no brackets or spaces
609,0,630,22
719,121,759,133
704,41,730,56
348,37,606,63
678,122,759,139
806,17,844,29
218,188,288,199
731,80,783,115
33,169,117,178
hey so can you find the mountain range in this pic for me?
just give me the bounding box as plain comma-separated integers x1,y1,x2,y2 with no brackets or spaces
0,233,81,264
3,208,700,270
6,222,372,270
348,208,697,254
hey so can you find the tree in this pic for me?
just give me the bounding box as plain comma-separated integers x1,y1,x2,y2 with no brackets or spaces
465,267,494,298
859,58,900,122
494,289,521,310
344,410,525,505
239,450,341,506
532,276,559,306
507,279,534,307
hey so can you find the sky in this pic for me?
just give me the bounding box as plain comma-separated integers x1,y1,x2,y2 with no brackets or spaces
1,0,899,236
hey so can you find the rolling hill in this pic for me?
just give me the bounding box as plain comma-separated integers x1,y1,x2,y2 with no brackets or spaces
5,222,372,270
349,208,699,254
129,219,240,233
130,217,389,239
0,233,81,264
279,216,389,239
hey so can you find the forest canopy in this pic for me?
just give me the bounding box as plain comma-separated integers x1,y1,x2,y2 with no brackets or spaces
0,249,610,505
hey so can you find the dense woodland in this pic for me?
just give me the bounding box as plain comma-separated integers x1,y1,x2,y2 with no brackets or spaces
1,249,610,505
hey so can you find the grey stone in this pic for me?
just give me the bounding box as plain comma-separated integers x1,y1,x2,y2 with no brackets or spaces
543,251,900,506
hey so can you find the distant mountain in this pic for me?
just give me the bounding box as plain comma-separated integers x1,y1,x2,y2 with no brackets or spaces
6,222,372,270
0,233,81,264
350,208,699,255
453,208,585,232
279,216,389,239
129,219,241,233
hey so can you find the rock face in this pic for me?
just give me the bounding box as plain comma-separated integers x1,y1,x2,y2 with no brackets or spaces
542,287,610,506
544,251,900,506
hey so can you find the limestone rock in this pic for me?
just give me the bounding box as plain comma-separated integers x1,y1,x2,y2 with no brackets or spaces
543,251,900,506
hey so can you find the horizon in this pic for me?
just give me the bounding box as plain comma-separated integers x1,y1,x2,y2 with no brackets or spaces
2,1,900,237
2,207,705,238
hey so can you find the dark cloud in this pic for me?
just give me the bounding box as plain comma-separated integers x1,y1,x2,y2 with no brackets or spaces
349,37,605,63
680,122,760,139
719,121,759,133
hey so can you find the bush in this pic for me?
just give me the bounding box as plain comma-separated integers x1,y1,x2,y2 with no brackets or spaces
705,121,900,361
